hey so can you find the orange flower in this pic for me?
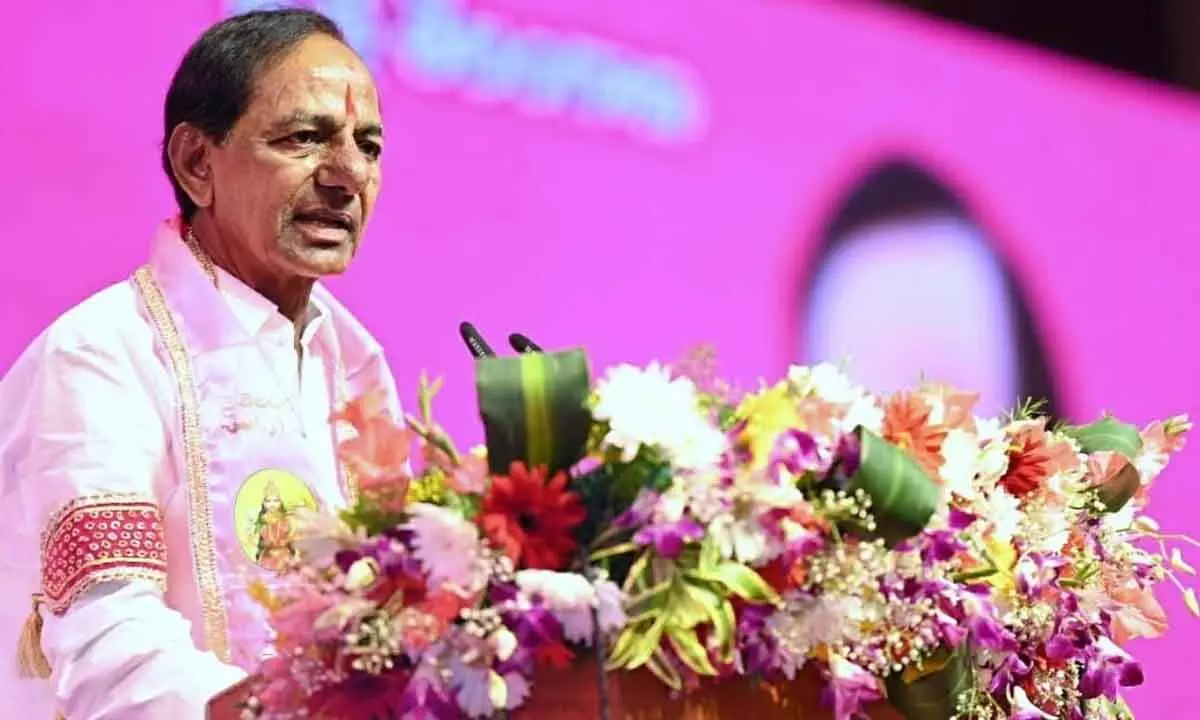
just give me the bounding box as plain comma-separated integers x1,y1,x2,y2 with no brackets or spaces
477,462,586,571
998,424,1052,498
796,396,840,438
1109,583,1169,645
1046,435,1082,477
332,388,412,509
922,383,979,432
882,392,948,477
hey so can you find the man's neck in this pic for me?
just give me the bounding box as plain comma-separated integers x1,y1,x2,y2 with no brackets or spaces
188,217,315,329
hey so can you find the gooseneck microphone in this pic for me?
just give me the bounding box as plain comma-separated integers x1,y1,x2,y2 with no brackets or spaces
508,333,543,354
458,321,496,358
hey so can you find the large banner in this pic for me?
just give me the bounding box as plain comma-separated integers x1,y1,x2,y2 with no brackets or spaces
4,1,1200,711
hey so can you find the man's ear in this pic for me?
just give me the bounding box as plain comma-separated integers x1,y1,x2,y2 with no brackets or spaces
167,123,216,211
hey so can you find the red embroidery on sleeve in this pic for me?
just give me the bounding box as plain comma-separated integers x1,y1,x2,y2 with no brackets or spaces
40,494,169,615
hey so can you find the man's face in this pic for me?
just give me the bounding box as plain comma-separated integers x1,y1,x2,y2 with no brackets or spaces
207,34,383,280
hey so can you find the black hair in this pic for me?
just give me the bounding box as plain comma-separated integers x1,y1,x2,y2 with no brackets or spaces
162,8,345,221
800,158,1062,419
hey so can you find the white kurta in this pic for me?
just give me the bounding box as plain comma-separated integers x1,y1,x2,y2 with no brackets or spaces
0,226,398,719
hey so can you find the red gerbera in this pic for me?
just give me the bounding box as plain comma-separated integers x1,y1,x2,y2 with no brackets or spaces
998,424,1053,497
881,392,948,477
477,462,586,570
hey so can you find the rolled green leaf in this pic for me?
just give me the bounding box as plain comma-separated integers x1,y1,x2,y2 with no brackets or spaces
845,427,939,545
1062,416,1143,459
476,349,592,476
1062,417,1144,512
885,644,973,720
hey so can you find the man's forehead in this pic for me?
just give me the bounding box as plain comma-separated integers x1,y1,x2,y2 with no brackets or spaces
248,38,380,120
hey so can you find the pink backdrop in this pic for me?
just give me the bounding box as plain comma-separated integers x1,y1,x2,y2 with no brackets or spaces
4,0,1200,713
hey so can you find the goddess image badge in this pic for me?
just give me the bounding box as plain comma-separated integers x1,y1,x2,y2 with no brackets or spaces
234,469,319,571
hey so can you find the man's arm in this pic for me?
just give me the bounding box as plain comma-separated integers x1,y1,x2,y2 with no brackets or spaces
16,324,245,718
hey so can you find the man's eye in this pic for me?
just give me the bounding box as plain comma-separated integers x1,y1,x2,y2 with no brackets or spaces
358,141,382,160
287,130,322,145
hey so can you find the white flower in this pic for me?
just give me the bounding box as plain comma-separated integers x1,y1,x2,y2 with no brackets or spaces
788,363,857,404
515,569,628,644
289,506,362,566
790,363,882,434
766,594,853,679
708,469,803,564
404,503,488,593
593,363,726,469
984,489,1022,542
1007,686,1055,719
1102,501,1136,532
940,428,981,498
594,578,628,635
843,394,884,435
454,666,530,718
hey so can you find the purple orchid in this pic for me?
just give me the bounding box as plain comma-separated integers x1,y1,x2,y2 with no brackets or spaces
398,675,459,720
1078,637,1144,701
768,429,828,478
820,656,884,720
947,506,979,531
959,585,1018,653
634,517,706,559
502,600,562,649
736,603,782,676
988,652,1032,696
614,489,660,530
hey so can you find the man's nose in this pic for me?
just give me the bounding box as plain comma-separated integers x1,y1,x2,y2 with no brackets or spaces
315,139,371,195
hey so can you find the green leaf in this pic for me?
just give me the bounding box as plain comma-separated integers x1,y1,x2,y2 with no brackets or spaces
1062,417,1144,513
664,579,712,630
884,644,973,720
1062,417,1143,459
845,427,939,545
623,617,667,670
605,624,642,668
709,598,738,663
685,563,781,606
646,647,684,691
476,349,591,476
665,626,717,676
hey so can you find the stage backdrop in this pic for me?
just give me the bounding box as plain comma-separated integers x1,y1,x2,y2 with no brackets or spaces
3,0,1200,713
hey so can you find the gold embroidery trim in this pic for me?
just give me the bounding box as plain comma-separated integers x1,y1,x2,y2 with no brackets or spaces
336,372,360,506
39,493,168,615
132,266,231,662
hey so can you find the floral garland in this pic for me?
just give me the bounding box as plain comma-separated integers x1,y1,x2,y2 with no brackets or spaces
246,351,1195,719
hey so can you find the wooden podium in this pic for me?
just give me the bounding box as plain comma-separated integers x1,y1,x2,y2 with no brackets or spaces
513,659,903,720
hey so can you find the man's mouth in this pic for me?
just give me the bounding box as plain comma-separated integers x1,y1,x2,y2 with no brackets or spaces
293,210,356,234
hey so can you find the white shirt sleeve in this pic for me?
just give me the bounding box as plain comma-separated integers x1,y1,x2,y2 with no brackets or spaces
41,582,245,720
7,297,245,718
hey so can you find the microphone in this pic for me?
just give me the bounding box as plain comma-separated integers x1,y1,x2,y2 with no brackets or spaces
508,333,543,354
459,321,496,358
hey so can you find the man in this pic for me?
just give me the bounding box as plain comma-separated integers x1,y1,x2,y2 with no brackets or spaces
0,9,399,718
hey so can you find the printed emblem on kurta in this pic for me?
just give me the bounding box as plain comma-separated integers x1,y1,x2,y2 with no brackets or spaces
234,469,319,571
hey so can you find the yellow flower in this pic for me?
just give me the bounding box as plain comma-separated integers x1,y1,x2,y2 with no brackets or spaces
736,382,801,467
408,469,448,504
982,536,1019,596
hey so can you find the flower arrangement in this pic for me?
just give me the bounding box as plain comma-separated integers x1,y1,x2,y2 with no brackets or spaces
247,347,1196,719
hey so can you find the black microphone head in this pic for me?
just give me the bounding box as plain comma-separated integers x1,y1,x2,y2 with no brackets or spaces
459,321,496,358
509,332,543,354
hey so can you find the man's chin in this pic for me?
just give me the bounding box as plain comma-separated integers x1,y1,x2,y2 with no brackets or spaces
289,245,356,278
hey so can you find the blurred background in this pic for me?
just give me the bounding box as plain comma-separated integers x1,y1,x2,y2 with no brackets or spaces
2,0,1199,713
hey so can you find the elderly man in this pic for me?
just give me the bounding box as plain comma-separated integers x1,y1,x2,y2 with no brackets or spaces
0,9,398,718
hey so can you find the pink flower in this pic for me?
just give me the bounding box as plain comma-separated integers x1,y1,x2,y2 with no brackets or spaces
1108,583,1169,645
333,387,413,509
